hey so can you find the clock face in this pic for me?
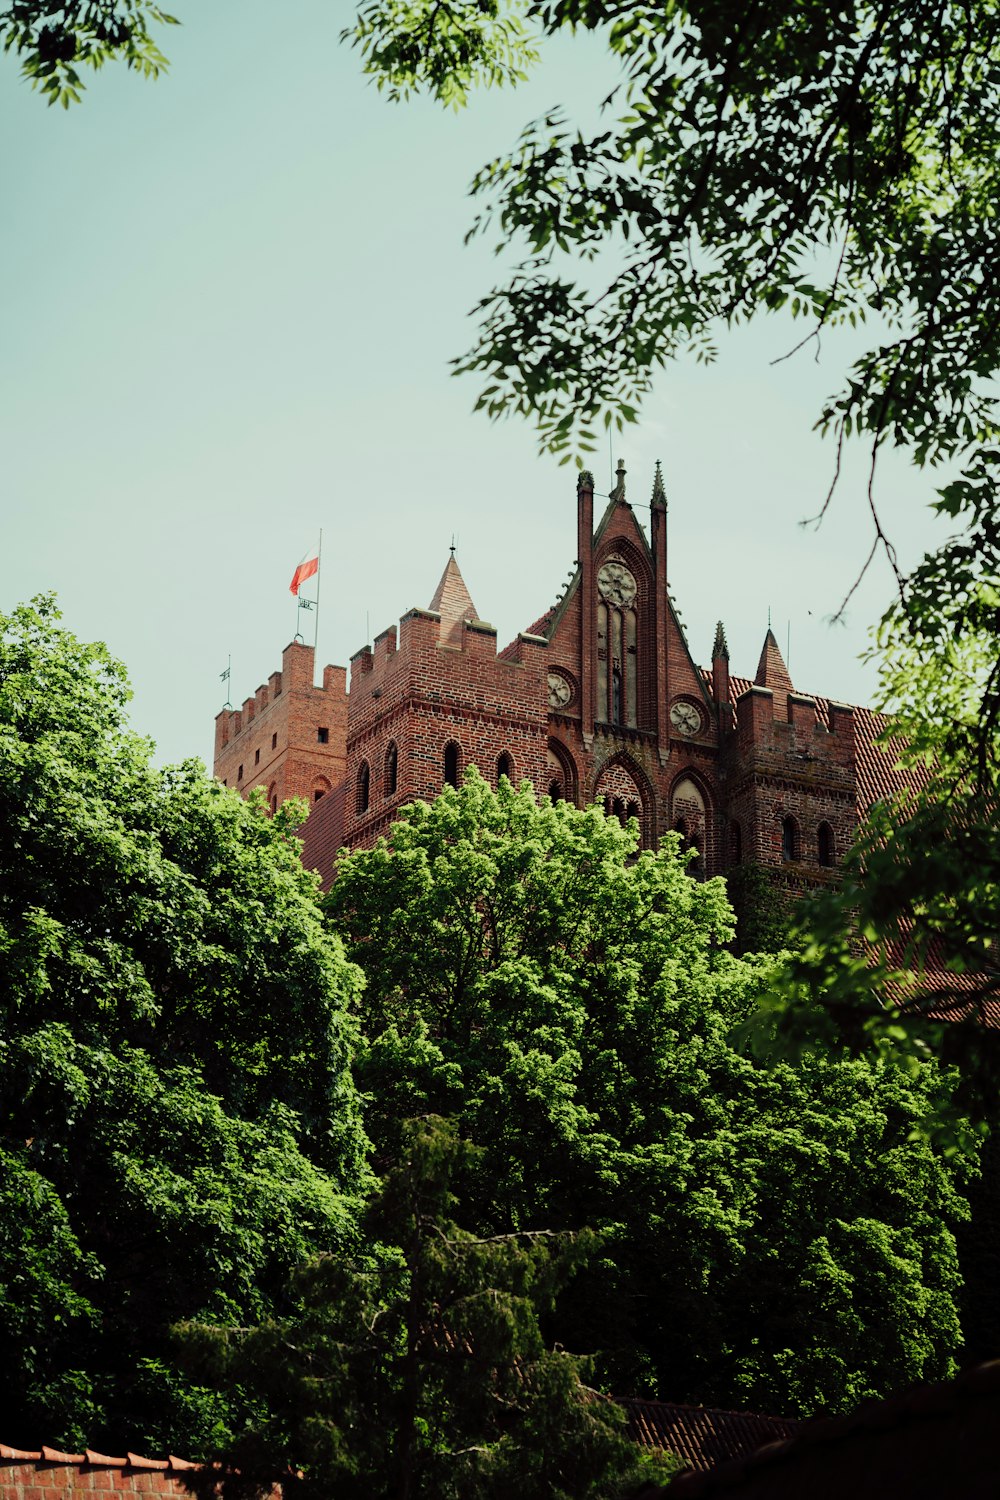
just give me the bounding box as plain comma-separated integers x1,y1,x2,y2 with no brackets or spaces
548,671,573,709
597,559,637,608
670,700,703,737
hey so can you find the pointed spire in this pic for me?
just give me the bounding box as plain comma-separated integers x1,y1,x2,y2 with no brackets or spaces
651,460,667,510
712,620,729,661
755,627,793,694
610,458,627,503
428,552,479,646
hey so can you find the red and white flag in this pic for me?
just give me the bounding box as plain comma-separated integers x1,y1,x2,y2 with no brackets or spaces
289,542,320,597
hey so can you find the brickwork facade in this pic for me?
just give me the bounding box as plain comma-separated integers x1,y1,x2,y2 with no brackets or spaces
216,463,895,894
0,1445,281,1500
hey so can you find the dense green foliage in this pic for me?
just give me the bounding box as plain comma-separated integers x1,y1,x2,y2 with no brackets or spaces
180,1116,674,1500
328,771,973,1415
0,598,367,1452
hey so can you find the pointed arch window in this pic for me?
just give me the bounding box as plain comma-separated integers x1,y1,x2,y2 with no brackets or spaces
782,815,799,863
357,761,370,816
817,822,835,867
385,740,398,798
596,557,640,729
496,752,513,784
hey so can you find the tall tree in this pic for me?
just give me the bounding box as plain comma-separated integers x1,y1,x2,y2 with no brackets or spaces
179,1116,671,1500
0,597,368,1452
326,770,974,1415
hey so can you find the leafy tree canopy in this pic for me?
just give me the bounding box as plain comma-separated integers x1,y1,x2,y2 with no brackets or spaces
327,770,974,1415
179,1116,674,1500
2,1,176,106
0,598,368,1452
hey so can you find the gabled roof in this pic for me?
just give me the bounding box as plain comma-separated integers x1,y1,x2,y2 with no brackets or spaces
428,554,479,645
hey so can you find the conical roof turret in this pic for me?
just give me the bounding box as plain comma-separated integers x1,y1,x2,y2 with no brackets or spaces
755,628,793,694
428,551,480,646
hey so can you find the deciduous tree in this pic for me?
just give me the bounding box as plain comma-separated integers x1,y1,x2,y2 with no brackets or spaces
0,597,368,1452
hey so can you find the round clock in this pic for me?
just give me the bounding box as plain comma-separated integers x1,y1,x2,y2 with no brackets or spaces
597,559,637,608
670,700,704,737
548,671,573,709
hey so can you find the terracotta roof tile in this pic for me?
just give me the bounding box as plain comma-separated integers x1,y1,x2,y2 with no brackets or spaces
40,1447,85,1464
660,1358,1000,1498
620,1398,798,1470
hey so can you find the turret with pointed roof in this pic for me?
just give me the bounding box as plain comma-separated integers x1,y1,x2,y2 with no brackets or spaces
428,551,480,647
755,627,793,715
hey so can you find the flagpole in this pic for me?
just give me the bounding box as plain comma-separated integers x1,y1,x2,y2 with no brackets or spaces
313,528,323,658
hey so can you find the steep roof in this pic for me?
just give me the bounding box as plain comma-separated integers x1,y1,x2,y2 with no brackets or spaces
754,629,794,697
428,553,479,646
620,1399,798,1472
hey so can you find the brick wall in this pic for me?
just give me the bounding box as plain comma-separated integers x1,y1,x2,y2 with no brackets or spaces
0,1445,281,1500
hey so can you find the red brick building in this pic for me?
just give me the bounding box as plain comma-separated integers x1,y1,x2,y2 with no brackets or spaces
215,464,907,891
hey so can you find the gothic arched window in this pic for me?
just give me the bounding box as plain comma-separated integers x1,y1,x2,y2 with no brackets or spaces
385,740,398,797
782,815,799,862
444,741,460,788
357,761,370,816
596,556,640,729
818,821,835,867
497,752,513,784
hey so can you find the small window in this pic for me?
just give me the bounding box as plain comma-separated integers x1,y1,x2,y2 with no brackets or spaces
782,816,799,863
357,761,370,815
238,763,243,781
255,748,260,765
314,789,324,802
222,778,227,787
497,752,513,784
271,732,278,750
318,727,329,744
270,794,277,815
444,741,460,788
549,779,563,803
730,820,742,865
818,822,835,867
385,741,398,797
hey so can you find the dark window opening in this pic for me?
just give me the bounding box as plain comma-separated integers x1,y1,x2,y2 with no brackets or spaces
818,822,835,867
314,789,325,802
317,726,329,744
444,742,460,788
255,748,260,765
271,732,278,750
497,752,513,783
237,763,243,781
385,741,398,797
626,800,640,822
357,761,370,815
782,816,799,863
612,665,623,725
270,794,277,815
549,779,563,802
730,821,742,865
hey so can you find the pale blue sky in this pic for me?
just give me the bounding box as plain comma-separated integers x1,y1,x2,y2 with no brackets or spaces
1,3,955,767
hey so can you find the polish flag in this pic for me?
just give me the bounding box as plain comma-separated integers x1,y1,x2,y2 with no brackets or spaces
289,542,319,596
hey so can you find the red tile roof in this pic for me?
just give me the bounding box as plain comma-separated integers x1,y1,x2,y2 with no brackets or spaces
659,1358,1000,1499
619,1398,798,1471
0,1444,199,1472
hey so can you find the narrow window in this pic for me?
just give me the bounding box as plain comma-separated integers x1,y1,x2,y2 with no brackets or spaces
357,761,370,815
818,822,835,867
730,821,742,865
497,752,513,784
255,748,260,765
385,740,398,797
444,741,460,788
271,732,278,750
782,816,798,863
612,665,623,725
318,727,329,744
270,795,277,815
238,763,243,781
